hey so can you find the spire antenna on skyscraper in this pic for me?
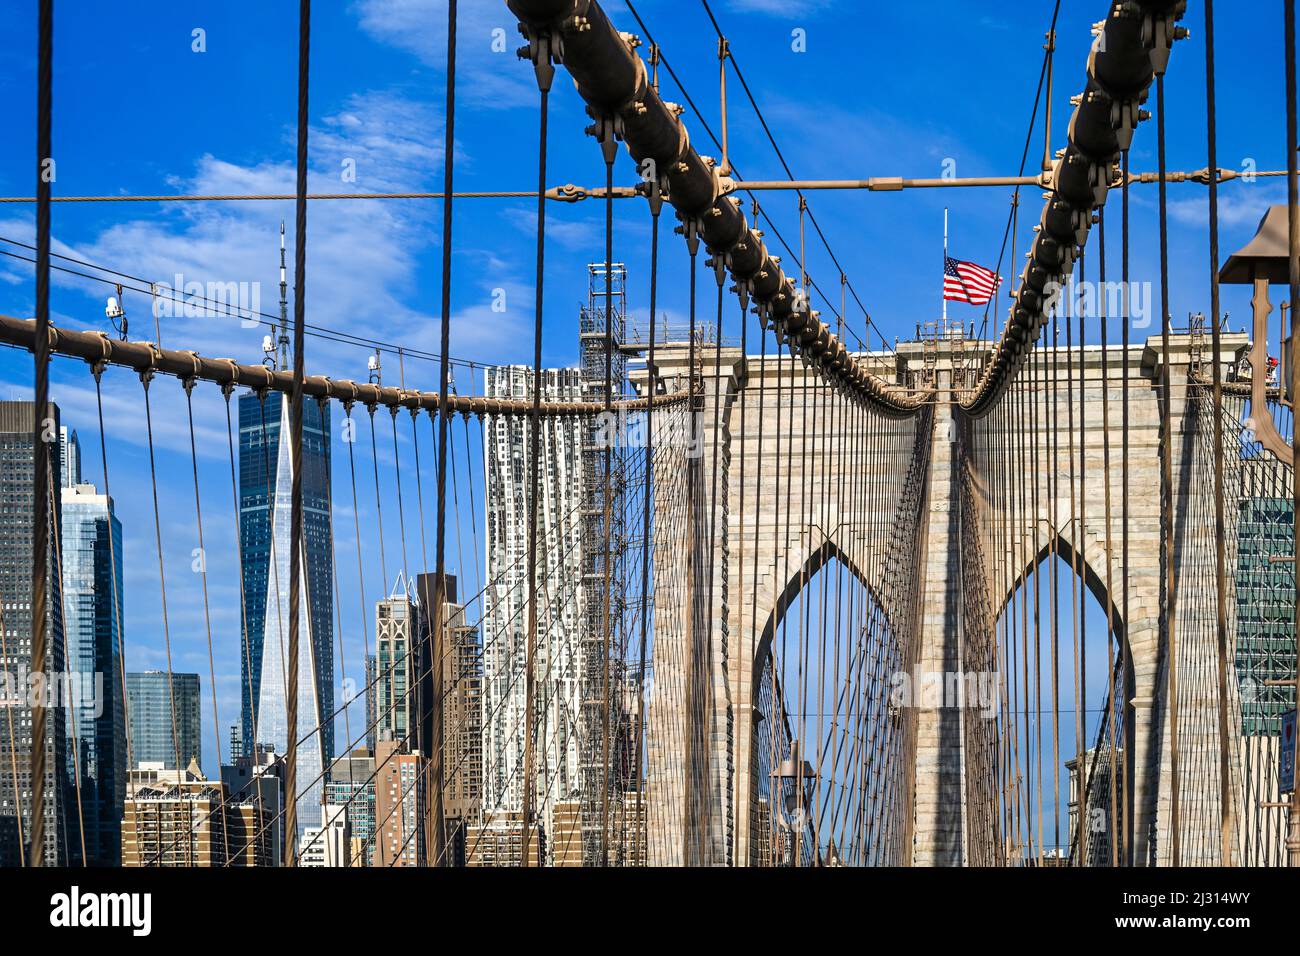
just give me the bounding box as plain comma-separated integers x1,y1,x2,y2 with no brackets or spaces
278,220,290,370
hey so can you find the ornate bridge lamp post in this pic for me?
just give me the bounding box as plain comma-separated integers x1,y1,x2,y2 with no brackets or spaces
770,742,818,867
1220,205,1294,459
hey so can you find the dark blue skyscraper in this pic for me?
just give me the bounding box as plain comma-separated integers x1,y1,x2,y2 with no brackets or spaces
238,391,334,764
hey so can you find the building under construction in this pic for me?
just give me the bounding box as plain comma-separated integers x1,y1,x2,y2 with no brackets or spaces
577,262,636,865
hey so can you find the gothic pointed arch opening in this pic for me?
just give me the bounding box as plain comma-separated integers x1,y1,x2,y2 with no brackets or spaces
987,531,1130,867
747,535,913,868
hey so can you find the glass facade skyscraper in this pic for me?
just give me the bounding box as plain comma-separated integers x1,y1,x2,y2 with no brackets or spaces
249,393,327,837
61,475,126,866
126,671,201,770
238,391,334,766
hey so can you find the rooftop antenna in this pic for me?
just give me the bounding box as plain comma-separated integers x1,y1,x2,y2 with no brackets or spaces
278,220,290,370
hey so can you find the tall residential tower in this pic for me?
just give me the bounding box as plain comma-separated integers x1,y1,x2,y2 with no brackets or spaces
481,366,585,844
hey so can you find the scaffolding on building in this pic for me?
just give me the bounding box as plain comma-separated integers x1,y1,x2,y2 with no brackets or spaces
577,262,633,864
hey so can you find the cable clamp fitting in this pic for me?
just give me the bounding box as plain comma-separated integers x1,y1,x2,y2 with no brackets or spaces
517,26,557,94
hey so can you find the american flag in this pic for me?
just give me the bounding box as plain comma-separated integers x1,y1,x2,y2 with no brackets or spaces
943,256,1001,306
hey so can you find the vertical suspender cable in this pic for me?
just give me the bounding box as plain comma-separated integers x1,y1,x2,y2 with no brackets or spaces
45,460,86,865
389,409,412,589
27,0,53,868
1121,149,1135,866
705,260,730,864
1284,0,1300,871
185,384,230,861
260,393,291,743
598,134,617,868
1204,0,1234,867
141,379,187,862
1155,72,1180,866
1049,305,1061,855
632,193,660,867
1071,249,1085,863
748,312,770,863
283,0,311,866
519,57,550,869
683,227,701,865
1098,209,1120,867
1020,364,1032,860
328,405,354,770
82,372,134,864
517,18,553,868
430,0,458,868
224,390,268,858
368,411,388,591
1031,331,1043,862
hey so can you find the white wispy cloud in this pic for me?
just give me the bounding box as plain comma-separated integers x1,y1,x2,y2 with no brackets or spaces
351,0,535,109
500,204,600,251
0,88,538,382
1167,184,1287,231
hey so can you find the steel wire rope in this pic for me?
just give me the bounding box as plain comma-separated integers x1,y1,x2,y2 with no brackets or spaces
1155,71,1181,866
630,191,661,867
1098,207,1122,866
595,129,618,868
1205,0,1236,867
27,0,54,866
140,373,190,863
183,380,232,861
518,45,553,865
42,456,88,865
221,385,271,860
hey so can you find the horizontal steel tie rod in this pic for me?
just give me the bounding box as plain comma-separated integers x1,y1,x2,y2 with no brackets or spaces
0,167,1279,204
0,185,639,204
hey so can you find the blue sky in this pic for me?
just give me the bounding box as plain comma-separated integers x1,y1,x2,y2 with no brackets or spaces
0,0,1292,783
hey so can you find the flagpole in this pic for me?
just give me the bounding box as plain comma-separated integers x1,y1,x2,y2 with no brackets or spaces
942,207,948,322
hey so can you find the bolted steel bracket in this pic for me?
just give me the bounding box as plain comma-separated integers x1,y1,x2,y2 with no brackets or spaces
731,279,751,314
517,26,557,93
640,176,664,217
676,216,703,257
586,111,624,165
706,251,729,288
